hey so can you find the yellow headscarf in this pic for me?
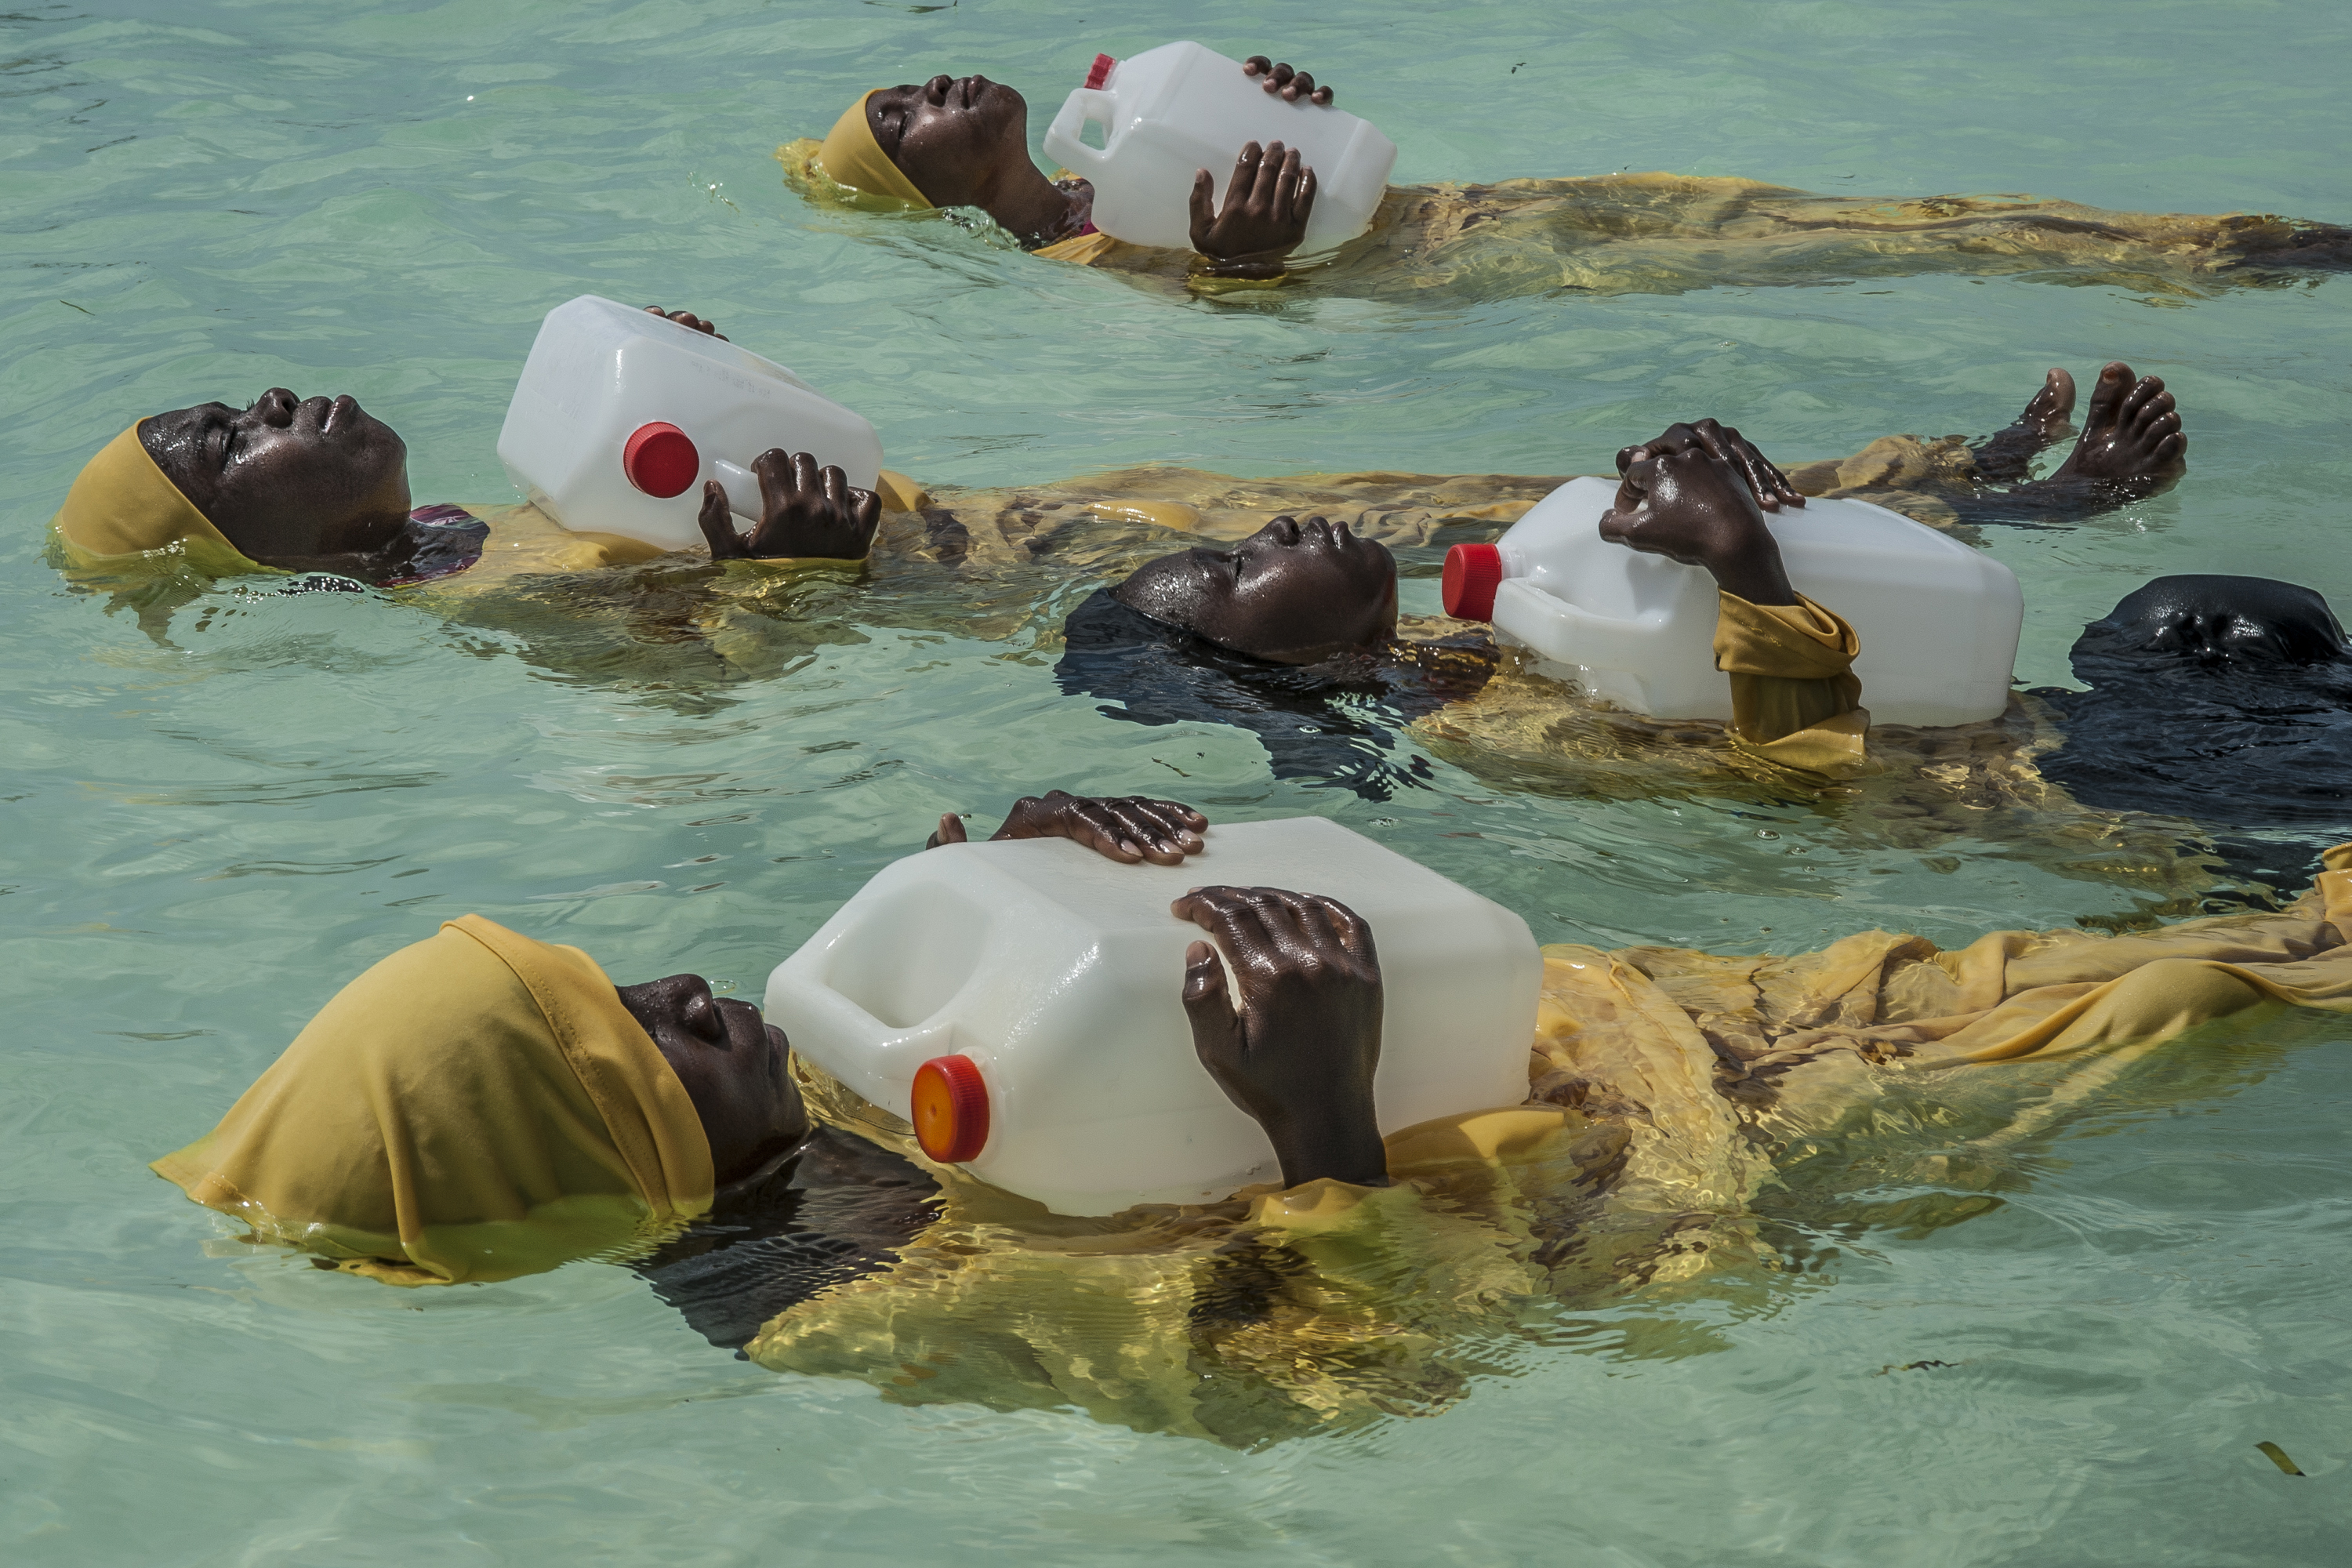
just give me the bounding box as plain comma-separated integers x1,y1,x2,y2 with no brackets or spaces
50,423,258,572
805,90,935,208
151,915,714,1286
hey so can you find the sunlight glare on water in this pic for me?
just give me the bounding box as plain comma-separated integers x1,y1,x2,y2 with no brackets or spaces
2,2,2347,1563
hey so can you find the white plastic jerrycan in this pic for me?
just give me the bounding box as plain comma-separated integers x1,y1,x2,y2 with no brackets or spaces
495,295,884,551
1041,42,1398,255
764,817,1539,1217
1440,477,2022,727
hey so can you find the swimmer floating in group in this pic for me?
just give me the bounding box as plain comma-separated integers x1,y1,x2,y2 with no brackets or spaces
792,56,1331,279
1053,363,2189,798
151,786,2352,1441
782,53,2352,300
45,307,900,597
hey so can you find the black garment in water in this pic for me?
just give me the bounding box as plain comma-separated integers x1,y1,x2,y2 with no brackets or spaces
1052,590,1496,803
2033,575,2352,830
633,1125,942,1354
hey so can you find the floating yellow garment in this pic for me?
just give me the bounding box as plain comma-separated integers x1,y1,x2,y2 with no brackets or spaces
1032,175,2350,304
739,851,2352,1442
49,423,257,572
151,915,713,1286
748,1062,1621,1444
807,92,933,209
1546,841,2352,1160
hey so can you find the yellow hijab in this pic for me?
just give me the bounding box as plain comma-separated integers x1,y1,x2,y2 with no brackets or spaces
151,915,714,1286
50,423,259,572
801,90,935,209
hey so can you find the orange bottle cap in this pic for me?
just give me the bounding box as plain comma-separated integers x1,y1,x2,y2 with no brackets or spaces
910,1054,990,1164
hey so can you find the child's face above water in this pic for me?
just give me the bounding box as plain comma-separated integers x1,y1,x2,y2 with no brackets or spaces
866,74,1030,206
143,387,412,565
1113,514,1399,664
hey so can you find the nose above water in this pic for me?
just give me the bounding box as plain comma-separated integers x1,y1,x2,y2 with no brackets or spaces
250,387,299,426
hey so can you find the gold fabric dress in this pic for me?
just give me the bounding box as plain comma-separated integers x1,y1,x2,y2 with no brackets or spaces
1032,175,2350,303
743,847,2352,1443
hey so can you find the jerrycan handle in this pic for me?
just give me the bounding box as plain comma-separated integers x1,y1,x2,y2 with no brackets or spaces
1043,87,1116,176
708,456,761,521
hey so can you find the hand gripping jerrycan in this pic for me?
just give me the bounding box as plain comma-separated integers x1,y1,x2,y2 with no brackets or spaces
1041,42,1399,255
1441,477,2023,727
763,817,1539,1217
496,295,884,551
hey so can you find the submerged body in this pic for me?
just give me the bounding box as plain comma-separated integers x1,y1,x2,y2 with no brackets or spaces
645,842,2352,1443
1036,173,2352,302
786,56,2350,301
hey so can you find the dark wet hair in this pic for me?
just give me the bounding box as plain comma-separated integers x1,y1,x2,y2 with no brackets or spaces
2034,575,2352,829
1053,590,1493,802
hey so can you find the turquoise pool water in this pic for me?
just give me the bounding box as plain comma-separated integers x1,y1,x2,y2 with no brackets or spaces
4,1,2348,1560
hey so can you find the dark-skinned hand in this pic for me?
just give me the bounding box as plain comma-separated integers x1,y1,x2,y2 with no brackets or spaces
927,791,1208,865
642,305,728,340
1243,56,1335,105
1172,885,1390,1189
1612,418,1805,514
698,449,880,561
1189,141,1317,278
1599,437,1798,607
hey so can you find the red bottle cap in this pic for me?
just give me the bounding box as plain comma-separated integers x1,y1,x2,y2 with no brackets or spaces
622,421,699,499
910,1054,990,1164
1442,543,1504,621
1083,53,1115,89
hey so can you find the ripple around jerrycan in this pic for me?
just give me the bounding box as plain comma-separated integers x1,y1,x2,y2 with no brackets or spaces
762,817,1540,1217
495,294,884,551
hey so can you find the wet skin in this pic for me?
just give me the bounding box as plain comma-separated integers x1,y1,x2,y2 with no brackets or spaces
697,449,880,561
927,790,1208,863
1189,141,1318,278
1601,420,1800,606
866,59,1331,264
1102,365,2188,669
617,975,808,1189
1175,885,1389,1188
140,388,413,577
2042,361,2186,495
1112,513,1399,663
1958,361,2187,515
138,307,859,579
1597,365,2187,596
866,74,1083,244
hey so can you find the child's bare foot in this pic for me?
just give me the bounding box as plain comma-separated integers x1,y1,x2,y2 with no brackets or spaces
1955,361,2188,524
1970,367,2077,482
2043,361,2187,494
